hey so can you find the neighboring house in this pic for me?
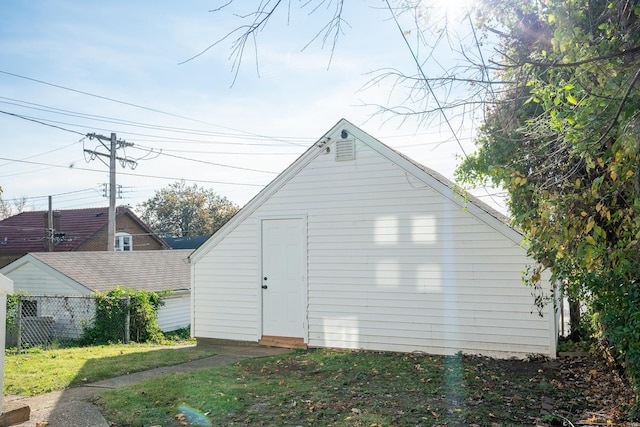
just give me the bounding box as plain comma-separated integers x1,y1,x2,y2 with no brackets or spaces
0,206,170,268
1,250,192,336
163,235,211,250
189,119,558,359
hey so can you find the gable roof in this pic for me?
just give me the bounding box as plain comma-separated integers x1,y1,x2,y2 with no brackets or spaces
189,118,520,263
1,250,192,293
0,206,169,253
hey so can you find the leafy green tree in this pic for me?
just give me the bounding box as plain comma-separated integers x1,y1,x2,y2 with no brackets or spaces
137,181,240,237
457,0,640,398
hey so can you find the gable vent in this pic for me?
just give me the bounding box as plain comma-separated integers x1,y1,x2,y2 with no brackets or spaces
335,139,355,161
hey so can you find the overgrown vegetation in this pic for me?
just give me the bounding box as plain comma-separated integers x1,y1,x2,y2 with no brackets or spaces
5,291,25,332
455,0,640,410
80,286,169,345
95,348,635,426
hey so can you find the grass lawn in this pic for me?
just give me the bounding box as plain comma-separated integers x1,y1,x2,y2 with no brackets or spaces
95,348,636,427
4,343,216,396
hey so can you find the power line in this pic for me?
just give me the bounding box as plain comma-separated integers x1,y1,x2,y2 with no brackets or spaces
131,146,302,156
0,107,293,176
0,165,60,179
0,108,287,176
129,146,278,174
3,110,307,148
0,140,83,168
0,96,313,144
0,69,310,146
2,93,478,146
2,94,460,155
1,142,80,164
0,188,99,203
0,157,99,173
3,93,466,147
0,109,85,136
0,156,267,187
116,170,267,187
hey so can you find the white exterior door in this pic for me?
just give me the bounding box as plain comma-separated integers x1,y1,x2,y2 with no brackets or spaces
261,218,305,338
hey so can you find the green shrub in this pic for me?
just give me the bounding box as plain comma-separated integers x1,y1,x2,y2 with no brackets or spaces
80,286,170,345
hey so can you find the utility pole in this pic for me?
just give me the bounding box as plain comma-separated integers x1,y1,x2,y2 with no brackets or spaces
85,133,136,251
108,133,116,252
47,196,53,252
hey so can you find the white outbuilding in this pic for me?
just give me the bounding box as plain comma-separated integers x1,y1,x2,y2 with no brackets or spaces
1,250,192,337
189,119,558,358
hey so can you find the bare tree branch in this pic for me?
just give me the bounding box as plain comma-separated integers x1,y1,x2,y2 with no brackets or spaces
184,0,349,84
301,0,347,68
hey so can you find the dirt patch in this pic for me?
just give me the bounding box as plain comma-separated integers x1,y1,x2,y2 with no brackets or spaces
222,349,636,426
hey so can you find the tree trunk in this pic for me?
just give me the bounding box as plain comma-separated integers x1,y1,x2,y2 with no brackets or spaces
568,297,582,341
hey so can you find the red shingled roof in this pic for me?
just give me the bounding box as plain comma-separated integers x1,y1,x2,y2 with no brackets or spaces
0,206,158,253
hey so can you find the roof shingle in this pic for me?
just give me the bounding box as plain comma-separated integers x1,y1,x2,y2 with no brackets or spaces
24,250,192,293
0,206,159,253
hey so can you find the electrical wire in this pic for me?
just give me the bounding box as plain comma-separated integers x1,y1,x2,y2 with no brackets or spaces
0,140,81,168
138,147,302,156
0,188,98,203
1,110,288,176
128,146,278,175
115,169,267,187
3,110,306,147
0,110,85,136
0,70,312,146
0,156,266,187
0,96,312,145
0,57,499,209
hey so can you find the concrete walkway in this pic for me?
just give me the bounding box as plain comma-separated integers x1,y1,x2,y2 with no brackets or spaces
3,343,292,427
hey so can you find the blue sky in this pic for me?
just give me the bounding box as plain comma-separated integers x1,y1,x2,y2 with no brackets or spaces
0,0,501,212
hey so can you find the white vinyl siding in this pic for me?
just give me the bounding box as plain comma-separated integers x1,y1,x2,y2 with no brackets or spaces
156,292,190,332
305,143,549,357
6,263,89,295
192,122,556,358
193,221,259,341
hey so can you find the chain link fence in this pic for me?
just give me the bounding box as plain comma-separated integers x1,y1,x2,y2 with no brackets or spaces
7,295,130,351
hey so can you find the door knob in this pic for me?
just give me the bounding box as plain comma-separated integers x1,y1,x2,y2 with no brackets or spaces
263,277,267,280
262,284,268,289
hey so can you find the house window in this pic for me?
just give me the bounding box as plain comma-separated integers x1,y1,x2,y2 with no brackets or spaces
115,232,132,251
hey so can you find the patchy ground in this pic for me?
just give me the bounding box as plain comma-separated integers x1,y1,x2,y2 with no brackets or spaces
221,349,636,426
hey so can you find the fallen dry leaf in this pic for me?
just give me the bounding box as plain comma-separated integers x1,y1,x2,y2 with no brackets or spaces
175,413,188,426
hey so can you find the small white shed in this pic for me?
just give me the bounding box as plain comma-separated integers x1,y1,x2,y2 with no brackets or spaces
190,119,558,358
1,250,192,335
